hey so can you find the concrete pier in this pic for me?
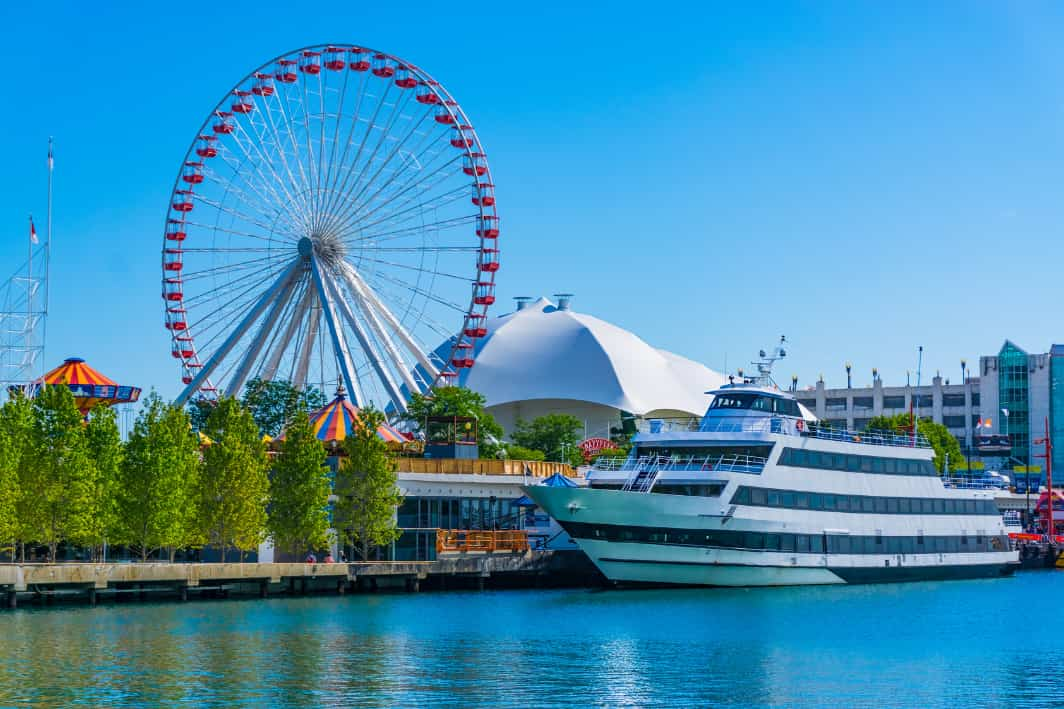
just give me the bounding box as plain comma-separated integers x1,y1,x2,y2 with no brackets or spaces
0,551,601,609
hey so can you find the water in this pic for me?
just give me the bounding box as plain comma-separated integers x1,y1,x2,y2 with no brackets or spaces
1,573,1063,707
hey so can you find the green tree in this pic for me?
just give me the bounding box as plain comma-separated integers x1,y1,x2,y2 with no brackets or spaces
334,406,403,561
186,398,214,433
117,393,202,561
512,413,585,466
0,394,29,555
82,404,124,560
27,385,97,562
2,393,34,561
242,378,326,438
402,386,504,457
200,397,270,561
268,410,332,558
501,444,546,462
864,413,963,474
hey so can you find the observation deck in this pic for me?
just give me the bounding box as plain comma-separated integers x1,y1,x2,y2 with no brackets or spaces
639,417,931,449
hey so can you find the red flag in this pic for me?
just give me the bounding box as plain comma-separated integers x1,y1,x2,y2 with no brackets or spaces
29,217,37,244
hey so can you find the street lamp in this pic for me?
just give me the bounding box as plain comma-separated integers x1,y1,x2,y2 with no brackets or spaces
845,362,852,389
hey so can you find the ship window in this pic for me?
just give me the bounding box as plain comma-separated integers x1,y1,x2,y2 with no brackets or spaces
837,536,851,554
874,497,888,513
795,493,809,509
860,457,874,473
898,498,911,514
750,488,767,505
887,498,899,513
796,535,811,553
875,532,883,545
836,496,850,511
917,532,924,546
746,533,765,549
766,534,781,551
861,497,875,513
767,491,781,506
846,455,861,472
780,492,795,507
822,494,836,510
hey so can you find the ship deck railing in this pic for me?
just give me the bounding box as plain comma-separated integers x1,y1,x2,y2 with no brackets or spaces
593,453,769,476
638,417,931,449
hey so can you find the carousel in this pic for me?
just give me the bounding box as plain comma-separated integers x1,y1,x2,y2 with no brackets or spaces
277,384,408,454
9,357,140,415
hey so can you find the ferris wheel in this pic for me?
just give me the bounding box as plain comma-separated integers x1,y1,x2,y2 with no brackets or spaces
163,44,499,413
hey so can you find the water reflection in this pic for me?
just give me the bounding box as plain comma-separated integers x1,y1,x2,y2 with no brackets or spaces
2,577,1064,706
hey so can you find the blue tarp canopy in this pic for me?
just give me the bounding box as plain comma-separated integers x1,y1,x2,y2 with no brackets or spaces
541,472,578,487
510,495,535,507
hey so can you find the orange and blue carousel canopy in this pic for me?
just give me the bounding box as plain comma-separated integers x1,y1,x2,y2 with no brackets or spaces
12,357,141,413
302,388,406,444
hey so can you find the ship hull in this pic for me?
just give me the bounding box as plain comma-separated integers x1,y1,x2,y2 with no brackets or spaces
526,486,1019,588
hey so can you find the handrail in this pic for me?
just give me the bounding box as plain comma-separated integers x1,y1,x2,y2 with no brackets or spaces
436,529,530,554
600,453,769,478
638,416,931,449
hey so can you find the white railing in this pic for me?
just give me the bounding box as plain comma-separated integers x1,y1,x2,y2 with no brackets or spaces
596,453,769,479
637,416,931,449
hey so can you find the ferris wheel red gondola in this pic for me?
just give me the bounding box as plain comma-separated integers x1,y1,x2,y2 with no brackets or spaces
162,44,500,413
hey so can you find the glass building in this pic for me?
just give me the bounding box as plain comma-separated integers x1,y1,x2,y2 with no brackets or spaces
997,341,1030,465
1051,345,1064,476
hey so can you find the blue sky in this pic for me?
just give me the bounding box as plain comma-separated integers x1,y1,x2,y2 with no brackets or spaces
1,1,1063,400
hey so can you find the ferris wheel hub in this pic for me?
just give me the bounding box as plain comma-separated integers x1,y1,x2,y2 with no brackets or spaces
297,236,313,258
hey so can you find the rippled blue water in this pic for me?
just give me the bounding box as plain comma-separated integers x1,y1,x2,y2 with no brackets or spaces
2,572,1064,707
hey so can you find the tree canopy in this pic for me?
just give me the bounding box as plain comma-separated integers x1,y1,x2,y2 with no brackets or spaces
83,403,124,558
241,378,326,438
511,413,584,466
863,414,963,474
402,386,504,457
200,397,271,560
334,406,403,560
268,410,332,557
117,393,203,561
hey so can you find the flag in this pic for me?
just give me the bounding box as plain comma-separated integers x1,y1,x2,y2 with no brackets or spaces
29,217,37,244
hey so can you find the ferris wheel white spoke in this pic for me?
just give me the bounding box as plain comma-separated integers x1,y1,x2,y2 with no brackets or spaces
325,268,407,411
229,100,315,231
355,214,477,245
191,194,284,237
271,74,318,223
317,79,396,231
335,146,456,235
292,300,320,390
220,122,309,229
199,164,304,240
328,96,434,229
321,69,370,217
175,257,302,406
181,262,290,311
225,274,300,397
348,184,470,239
179,254,283,283
308,254,363,405
353,254,474,283
180,220,290,246
263,279,313,380
331,168,467,244
246,277,307,383
340,261,439,380
321,100,436,237
186,264,294,342
337,268,424,396
258,83,318,222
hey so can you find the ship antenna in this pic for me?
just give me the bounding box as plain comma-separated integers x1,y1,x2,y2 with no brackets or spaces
751,335,787,388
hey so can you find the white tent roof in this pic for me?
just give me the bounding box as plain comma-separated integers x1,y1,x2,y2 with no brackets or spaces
452,297,725,416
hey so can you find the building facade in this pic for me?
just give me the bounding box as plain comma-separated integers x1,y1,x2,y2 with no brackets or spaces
797,341,1064,484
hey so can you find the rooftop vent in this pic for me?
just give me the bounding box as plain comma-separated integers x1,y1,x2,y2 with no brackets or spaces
514,296,533,311
554,293,574,311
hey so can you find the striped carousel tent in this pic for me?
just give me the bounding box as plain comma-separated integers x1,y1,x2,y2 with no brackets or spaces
282,384,406,445
11,357,141,415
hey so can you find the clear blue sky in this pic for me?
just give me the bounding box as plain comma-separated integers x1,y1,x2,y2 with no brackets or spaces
1,1,1063,401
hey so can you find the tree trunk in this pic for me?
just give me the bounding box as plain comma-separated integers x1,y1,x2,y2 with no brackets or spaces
169,547,176,563
141,546,148,562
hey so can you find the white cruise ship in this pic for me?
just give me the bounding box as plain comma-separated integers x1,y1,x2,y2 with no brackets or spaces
525,343,1019,587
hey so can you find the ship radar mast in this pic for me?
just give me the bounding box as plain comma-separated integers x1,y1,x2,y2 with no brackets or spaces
746,335,787,388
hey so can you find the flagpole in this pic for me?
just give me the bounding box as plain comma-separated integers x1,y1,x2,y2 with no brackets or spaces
27,215,32,377
43,137,53,376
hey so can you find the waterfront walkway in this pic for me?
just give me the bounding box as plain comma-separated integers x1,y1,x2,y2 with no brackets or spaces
0,550,597,608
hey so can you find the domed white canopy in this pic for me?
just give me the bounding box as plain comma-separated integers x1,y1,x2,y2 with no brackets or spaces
453,297,725,417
